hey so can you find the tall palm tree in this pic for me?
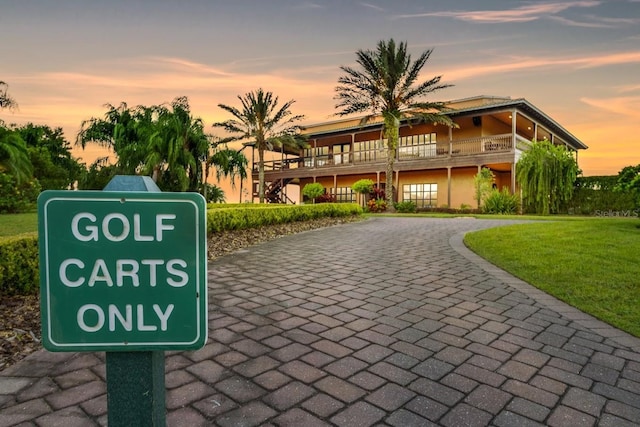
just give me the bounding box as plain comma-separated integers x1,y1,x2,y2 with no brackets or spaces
0,81,18,110
214,88,306,203
335,39,456,209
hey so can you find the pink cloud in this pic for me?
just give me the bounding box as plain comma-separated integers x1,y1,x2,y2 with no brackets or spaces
394,1,601,23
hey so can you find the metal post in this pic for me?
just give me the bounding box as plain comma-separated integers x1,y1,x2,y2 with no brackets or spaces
103,175,166,427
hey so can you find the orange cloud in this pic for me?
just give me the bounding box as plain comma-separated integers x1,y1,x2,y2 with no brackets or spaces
440,50,640,82
580,96,640,120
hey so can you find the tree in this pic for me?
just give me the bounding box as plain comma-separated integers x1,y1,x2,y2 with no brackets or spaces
614,164,640,209
214,88,306,203
145,97,209,192
77,97,210,193
17,124,84,190
302,183,325,204
335,39,456,210
474,167,495,209
0,81,18,111
516,140,580,214
77,102,151,175
207,145,248,189
0,125,32,183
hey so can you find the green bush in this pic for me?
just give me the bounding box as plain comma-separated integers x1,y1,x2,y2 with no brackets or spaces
0,173,42,213
568,175,636,215
207,203,362,233
302,183,325,203
0,233,39,295
352,179,374,194
483,188,519,214
394,201,416,213
367,198,387,213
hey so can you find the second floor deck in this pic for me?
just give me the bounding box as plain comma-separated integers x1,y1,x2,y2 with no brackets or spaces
256,133,532,173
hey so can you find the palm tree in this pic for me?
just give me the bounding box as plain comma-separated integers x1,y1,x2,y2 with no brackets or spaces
145,97,209,191
214,88,306,203
0,126,32,183
77,102,151,175
78,97,209,192
335,39,456,210
206,142,248,189
0,81,18,110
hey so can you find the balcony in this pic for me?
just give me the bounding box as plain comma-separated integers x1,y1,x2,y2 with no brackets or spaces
256,134,528,173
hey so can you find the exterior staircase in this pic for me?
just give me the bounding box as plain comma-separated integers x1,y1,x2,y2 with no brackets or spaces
255,178,295,203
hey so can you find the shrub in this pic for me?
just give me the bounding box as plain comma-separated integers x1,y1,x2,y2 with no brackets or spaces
394,201,416,213
316,193,336,203
0,173,41,213
367,198,387,213
0,233,39,295
352,179,374,195
207,203,362,233
483,188,519,214
302,183,325,203
474,167,495,209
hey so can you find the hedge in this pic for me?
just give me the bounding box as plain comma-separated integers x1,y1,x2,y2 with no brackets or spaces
0,204,362,295
0,233,39,295
207,203,362,233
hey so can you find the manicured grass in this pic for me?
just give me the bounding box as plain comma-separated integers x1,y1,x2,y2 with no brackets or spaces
0,213,37,237
464,218,640,337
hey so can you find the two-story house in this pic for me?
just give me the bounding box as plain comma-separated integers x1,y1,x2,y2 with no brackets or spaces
248,96,587,207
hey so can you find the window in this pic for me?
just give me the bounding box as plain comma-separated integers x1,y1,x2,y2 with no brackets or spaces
333,143,350,165
403,183,438,208
304,146,329,167
399,133,437,158
353,139,386,163
331,187,356,203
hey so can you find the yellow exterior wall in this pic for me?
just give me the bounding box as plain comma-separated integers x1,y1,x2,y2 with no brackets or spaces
449,168,479,208
482,115,511,136
299,166,513,207
396,168,482,208
451,117,482,139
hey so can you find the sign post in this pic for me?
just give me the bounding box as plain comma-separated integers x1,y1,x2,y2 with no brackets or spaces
38,176,207,426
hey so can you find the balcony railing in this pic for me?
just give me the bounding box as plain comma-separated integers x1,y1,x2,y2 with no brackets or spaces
256,134,515,172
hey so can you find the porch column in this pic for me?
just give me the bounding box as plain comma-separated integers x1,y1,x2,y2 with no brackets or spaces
312,139,317,168
449,126,453,154
333,174,337,198
447,167,452,208
251,146,256,203
511,163,516,194
511,110,517,144
376,171,380,187
533,122,538,142
395,170,400,203
350,133,355,164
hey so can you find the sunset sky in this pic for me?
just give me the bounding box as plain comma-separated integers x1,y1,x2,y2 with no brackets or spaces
1,0,639,199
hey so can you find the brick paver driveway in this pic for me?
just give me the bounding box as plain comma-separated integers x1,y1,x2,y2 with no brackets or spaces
2,217,640,426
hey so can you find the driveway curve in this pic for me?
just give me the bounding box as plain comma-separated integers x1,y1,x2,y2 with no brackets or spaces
2,217,640,426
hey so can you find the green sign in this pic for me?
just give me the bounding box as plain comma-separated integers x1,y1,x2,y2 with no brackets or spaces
38,191,207,351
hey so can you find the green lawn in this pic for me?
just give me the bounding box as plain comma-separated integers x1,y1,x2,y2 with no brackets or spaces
464,218,640,337
0,212,37,237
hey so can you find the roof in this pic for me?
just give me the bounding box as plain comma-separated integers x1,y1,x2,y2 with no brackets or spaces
302,96,587,150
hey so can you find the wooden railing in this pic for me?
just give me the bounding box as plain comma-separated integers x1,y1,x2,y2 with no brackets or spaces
257,134,514,171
